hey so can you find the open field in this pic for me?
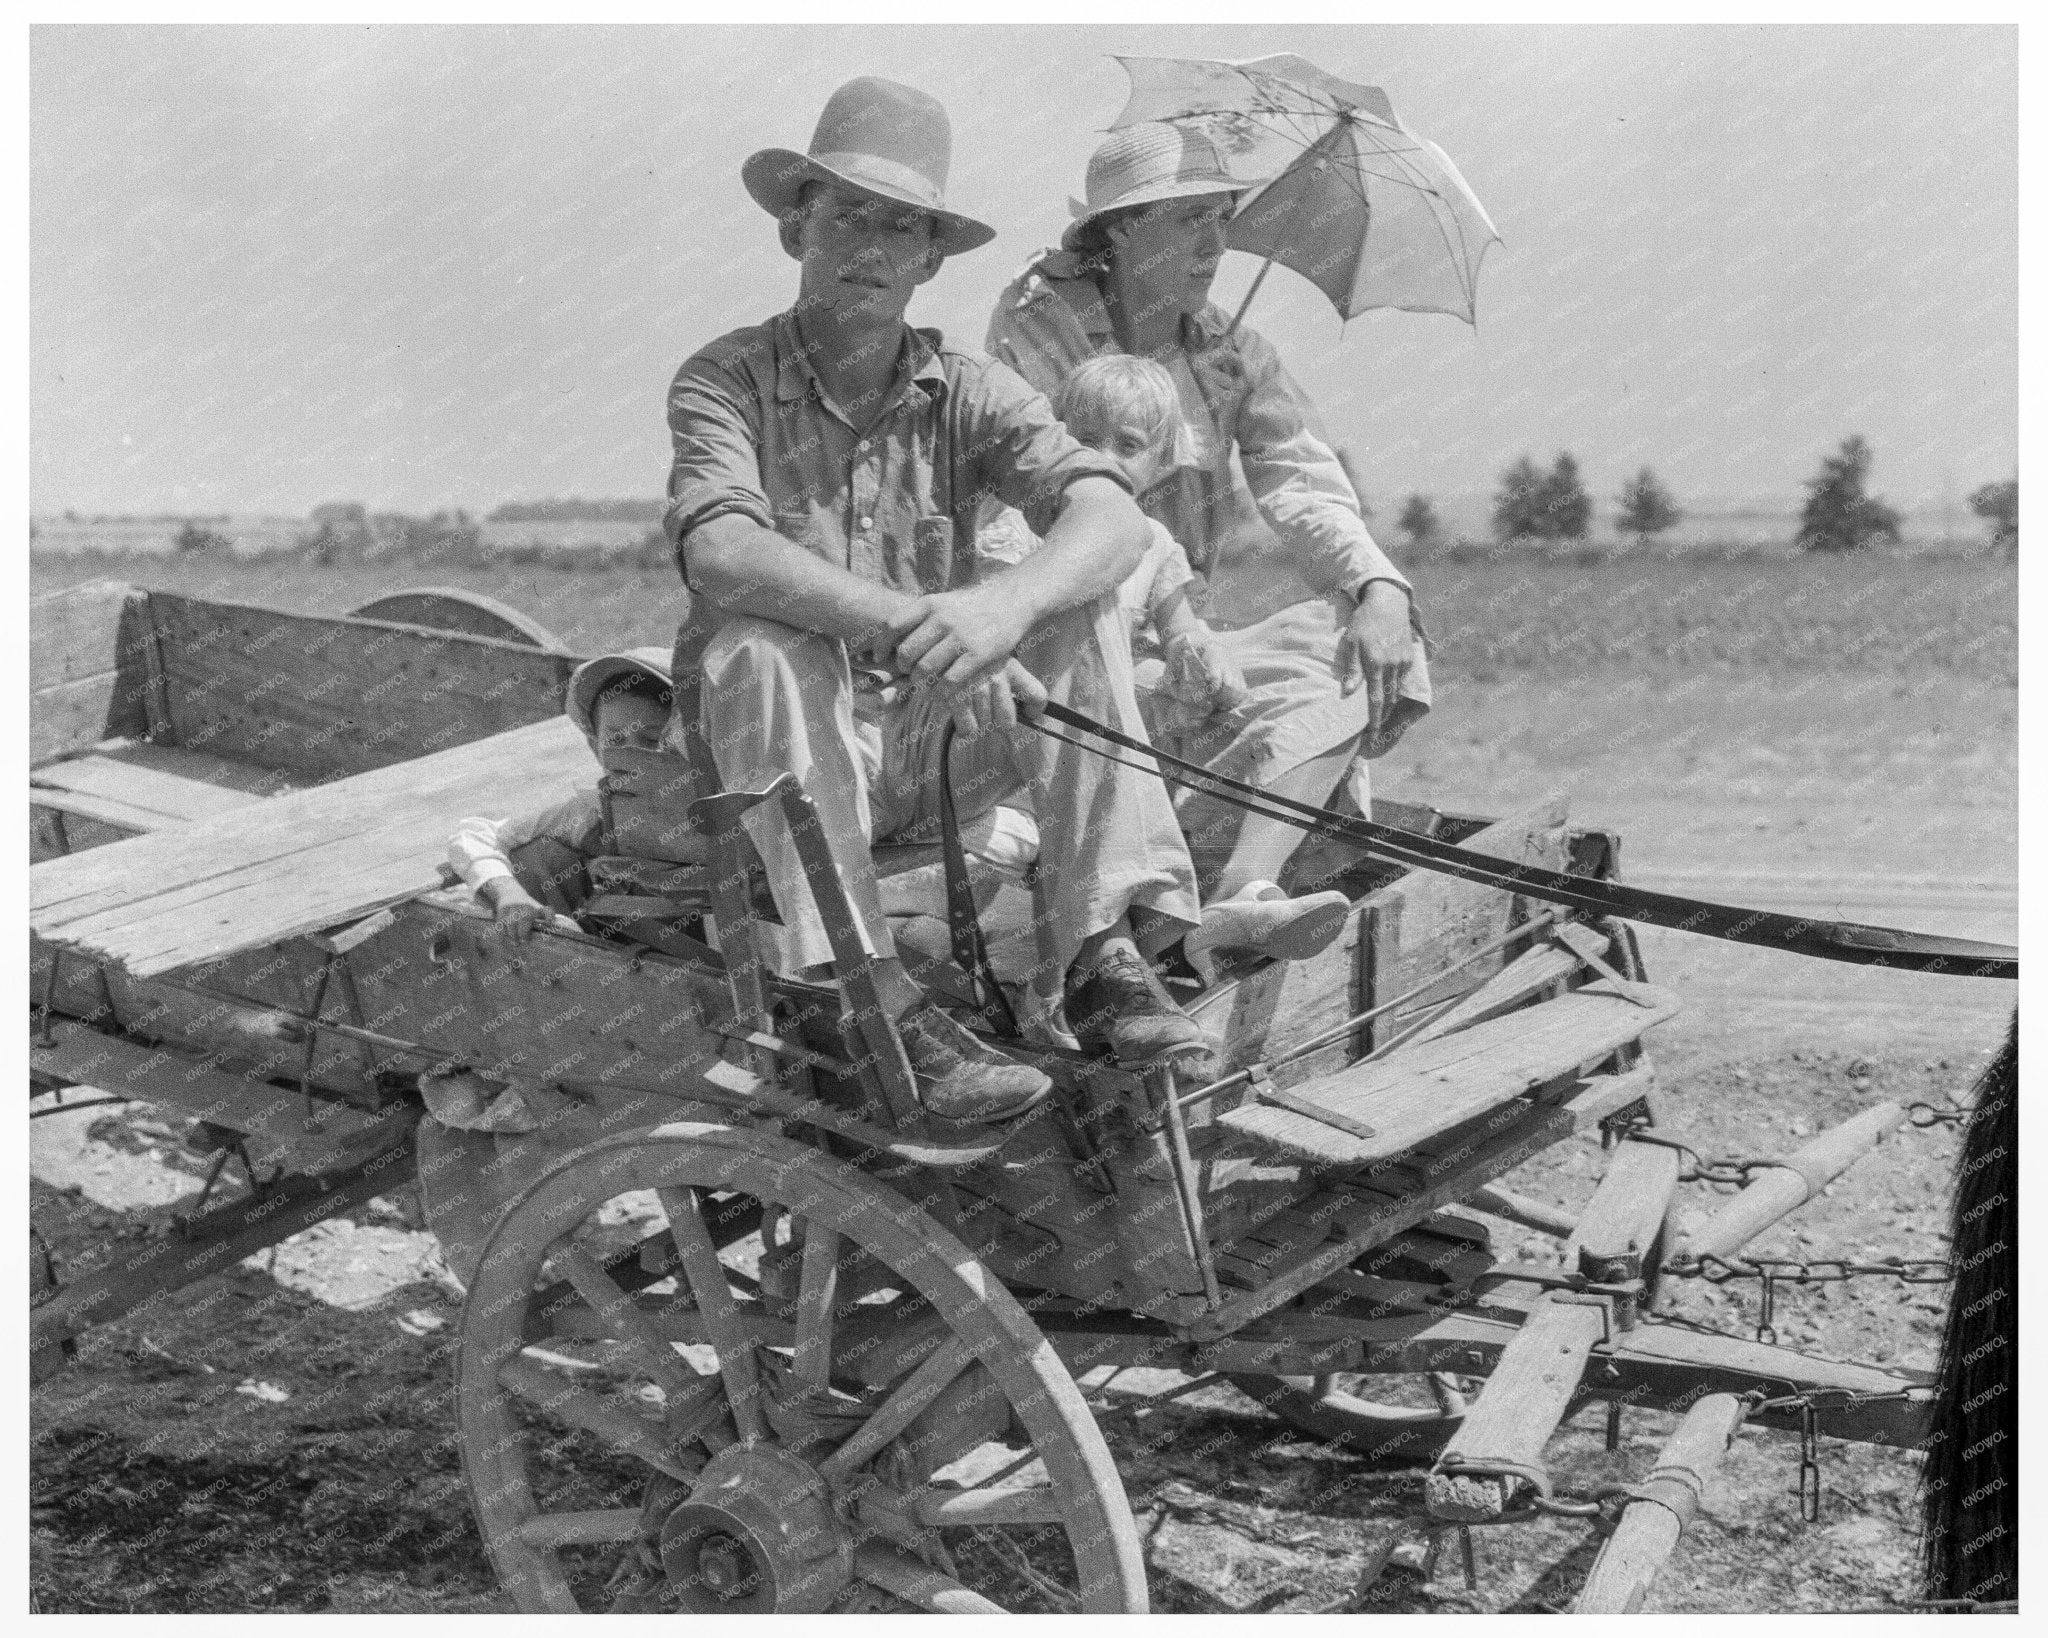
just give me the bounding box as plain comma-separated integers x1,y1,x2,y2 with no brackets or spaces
29,546,2017,1611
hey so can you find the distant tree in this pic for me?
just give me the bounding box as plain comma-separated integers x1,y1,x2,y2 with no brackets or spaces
311,501,367,526
1797,435,1902,553
1536,453,1593,541
1492,455,1549,541
1616,467,1684,546
1397,493,1442,550
175,521,230,554
1967,479,2017,554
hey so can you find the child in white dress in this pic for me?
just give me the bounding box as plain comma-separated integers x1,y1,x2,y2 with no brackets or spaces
1051,355,1352,981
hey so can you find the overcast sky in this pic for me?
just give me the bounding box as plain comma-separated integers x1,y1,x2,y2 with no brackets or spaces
30,22,2016,516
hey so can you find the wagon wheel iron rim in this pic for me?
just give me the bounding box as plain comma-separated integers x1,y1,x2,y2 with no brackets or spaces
456,1119,1148,1613
346,587,569,653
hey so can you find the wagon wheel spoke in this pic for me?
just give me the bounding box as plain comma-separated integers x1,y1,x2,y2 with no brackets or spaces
853,1541,1006,1614
496,1355,701,1480
658,1184,767,1441
514,1509,643,1549
791,1224,841,1393
817,1332,977,1485
553,1242,699,1404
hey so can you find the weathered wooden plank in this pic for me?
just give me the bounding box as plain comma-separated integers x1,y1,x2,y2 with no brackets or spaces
1190,1102,1580,1340
146,591,577,778
1360,794,1573,1050
30,716,593,976
30,1133,415,1351
30,583,157,762
30,1016,411,1169
1426,1291,1608,1519
32,754,270,824
1570,1137,1681,1281
1217,981,1678,1166
1405,934,1596,1044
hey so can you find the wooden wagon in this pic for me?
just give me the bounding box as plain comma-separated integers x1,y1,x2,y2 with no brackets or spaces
30,579,1936,1613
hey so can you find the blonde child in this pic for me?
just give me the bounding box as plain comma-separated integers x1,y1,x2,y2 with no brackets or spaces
1052,355,1350,981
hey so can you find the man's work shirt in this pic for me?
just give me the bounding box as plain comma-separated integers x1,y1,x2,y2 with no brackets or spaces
984,249,1411,622
662,309,1129,680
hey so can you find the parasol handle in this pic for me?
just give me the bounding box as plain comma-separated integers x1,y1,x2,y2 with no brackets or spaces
1224,256,1276,340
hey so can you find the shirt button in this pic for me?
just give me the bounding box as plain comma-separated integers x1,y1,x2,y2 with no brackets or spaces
858,516,873,531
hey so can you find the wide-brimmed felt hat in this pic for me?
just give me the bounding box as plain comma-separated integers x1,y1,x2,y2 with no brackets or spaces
1061,122,1254,253
743,76,995,257
567,647,674,744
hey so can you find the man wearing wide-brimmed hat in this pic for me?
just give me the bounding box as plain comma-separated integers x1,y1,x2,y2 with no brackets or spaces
661,77,1212,1125
986,121,1431,925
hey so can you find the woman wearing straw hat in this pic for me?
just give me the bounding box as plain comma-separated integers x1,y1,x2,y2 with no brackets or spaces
986,121,1431,913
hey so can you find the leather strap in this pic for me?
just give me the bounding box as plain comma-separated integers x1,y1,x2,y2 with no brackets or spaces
938,721,1022,1036
1031,700,2018,981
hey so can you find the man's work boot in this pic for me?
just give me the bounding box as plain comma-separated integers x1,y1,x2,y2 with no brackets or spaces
895,999,1053,1125
1064,945,1214,1064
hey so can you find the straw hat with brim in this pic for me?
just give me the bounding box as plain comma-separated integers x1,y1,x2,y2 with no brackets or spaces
743,76,995,258
1061,122,1254,253
567,647,674,744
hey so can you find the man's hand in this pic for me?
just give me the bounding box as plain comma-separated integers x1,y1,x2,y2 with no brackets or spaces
483,881,549,944
1335,580,1416,737
887,585,1035,692
938,657,1048,737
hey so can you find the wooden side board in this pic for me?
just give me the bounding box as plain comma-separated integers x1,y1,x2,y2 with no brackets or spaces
1181,793,1574,1109
1360,792,1574,1051
29,581,155,763
145,591,579,778
32,900,732,1123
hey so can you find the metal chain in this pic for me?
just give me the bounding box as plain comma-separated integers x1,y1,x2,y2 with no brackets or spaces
1660,1252,1952,1345
1632,1097,1977,1188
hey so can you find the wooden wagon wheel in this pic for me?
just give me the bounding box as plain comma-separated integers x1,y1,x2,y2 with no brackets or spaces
457,1120,1148,1613
347,587,568,652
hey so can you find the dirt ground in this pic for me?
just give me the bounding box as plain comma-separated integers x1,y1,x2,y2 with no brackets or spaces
29,549,2016,1612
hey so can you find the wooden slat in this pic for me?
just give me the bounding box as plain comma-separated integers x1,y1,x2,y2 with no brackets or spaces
1404,935,1596,1044
1569,1137,1681,1280
1190,1101,1581,1341
30,716,593,977
1360,794,1572,1050
32,754,270,824
1425,1292,1609,1520
30,1015,410,1169
1218,981,1678,1165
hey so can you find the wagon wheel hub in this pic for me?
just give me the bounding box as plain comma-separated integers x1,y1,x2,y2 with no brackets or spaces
658,1442,851,1613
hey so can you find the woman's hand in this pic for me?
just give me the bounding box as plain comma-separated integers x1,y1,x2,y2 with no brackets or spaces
1336,581,1416,737
1167,628,1249,715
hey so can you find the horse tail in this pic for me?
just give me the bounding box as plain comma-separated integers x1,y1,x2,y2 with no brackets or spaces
1920,1009,2018,1604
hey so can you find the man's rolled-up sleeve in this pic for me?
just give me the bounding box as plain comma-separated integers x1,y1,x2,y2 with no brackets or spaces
958,355,1132,536
1232,328,1411,601
664,359,771,586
